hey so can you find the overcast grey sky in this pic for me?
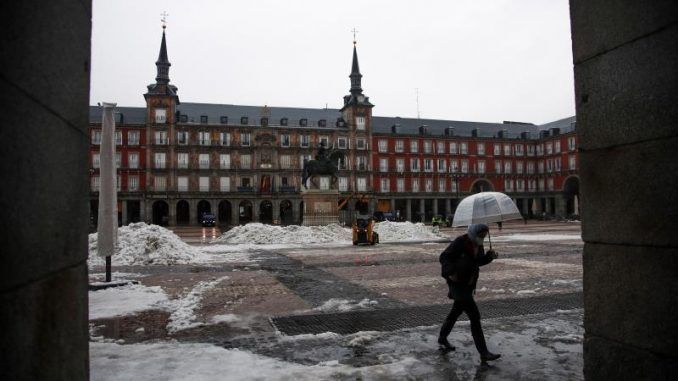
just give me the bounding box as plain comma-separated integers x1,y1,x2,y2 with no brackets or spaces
91,0,574,124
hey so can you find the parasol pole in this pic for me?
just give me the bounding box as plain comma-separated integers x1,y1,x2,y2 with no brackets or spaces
487,229,493,251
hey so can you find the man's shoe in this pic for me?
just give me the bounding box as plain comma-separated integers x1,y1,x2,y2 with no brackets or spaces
437,337,455,351
480,352,501,361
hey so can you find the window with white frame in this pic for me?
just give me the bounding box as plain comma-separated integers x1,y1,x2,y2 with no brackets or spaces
199,154,210,169
437,141,445,154
300,135,310,147
92,153,100,168
115,131,122,145
177,131,188,145
504,144,511,156
395,139,404,152
410,158,419,172
461,160,469,173
357,177,367,191
379,158,389,172
424,159,433,172
356,138,367,150
504,161,512,174
220,132,230,146
240,154,251,169
128,152,139,169
338,177,348,191
478,160,486,174
299,154,312,169
460,142,468,154
116,176,121,192
356,116,366,130
154,131,167,145
199,131,211,146
241,132,251,146
546,159,553,173
241,177,251,188
515,144,524,156
128,131,139,145
154,108,166,123
380,178,390,193
357,156,368,170
555,141,561,153
516,179,525,192
177,176,188,192
494,144,501,155
423,140,432,153
547,178,555,191
450,142,458,154
438,179,446,192
450,160,459,173
319,135,329,148
220,154,231,169
397,178,405,192
337,156,347,170
569,156,576,170
155,176,166,191
115,152,121,168
437,159,446,173
527,145,536,156
477,143,485,155
516,161,524,174
546,142,553,155
527,162,535,174
337,137,348,149
177,153,189,169
410,140,418,153
91,176,100,191
220,176,230,192
154,153,166,168
128,176,139,191
320,177,330,190
538,161,545,174
505,179,513,192
555,157,562,171
538,179,545,191
378,139,388,153
568,136,576,151
537,144,544,156
494,160,502,174
396,158,405,173
92,130,101,145
425,179,433,192
279,155,291,169
529,179,537,191
412,178,420,193
451,178,458,193
199,176,209,192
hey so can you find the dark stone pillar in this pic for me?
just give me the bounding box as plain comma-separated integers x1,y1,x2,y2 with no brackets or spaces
570,1,678,378
0,1,92,379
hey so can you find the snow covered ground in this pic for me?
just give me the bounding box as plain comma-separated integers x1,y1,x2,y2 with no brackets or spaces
89,284,170,320
493,233,581,242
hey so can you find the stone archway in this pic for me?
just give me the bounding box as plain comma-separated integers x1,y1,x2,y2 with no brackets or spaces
197,200,211,224
563,176,580,216
152,200,169,226
470,179,494,193
238,200,253,224
218,200,232,226
280,200,293,225
259,200,273,224
176,200,189,225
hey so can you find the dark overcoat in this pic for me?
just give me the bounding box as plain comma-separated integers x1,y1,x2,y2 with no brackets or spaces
439,234,494,300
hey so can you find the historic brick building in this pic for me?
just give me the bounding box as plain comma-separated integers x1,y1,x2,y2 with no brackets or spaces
88,28,579,227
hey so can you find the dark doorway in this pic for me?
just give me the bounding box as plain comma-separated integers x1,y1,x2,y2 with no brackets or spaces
563,176,580,216
127,200,141,223
395,199,407,221
280,200,293,225
411,199,422,222
218,200,232,226
424,199,433,222
176,200,189,225
239,200,253,224
197,200,211,223
299,201,304,223
259,200,273,224
152,200,169,226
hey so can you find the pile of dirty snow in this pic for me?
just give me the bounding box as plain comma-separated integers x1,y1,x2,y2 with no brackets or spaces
213,223,352,245
88,223,208,266
373,221,446,242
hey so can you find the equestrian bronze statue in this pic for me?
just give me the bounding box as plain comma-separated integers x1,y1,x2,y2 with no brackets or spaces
302,142,345,190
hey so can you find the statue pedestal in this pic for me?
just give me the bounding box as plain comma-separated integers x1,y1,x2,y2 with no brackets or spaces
301,189,340,226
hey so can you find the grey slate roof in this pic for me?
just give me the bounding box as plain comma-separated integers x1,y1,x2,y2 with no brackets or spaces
88,103,575,138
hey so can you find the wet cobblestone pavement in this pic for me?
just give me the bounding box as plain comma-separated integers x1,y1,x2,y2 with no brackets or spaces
89,221,585,380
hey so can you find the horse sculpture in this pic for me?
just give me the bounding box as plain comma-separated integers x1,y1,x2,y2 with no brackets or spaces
302,149,345,190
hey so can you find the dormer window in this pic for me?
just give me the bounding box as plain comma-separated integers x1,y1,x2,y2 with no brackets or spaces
261,117,268,127
356,116,366,130
155,108,167,124
179,114,188,123
280,118,288,126
200,115,208,124
318,119,327,127
220,116,228,124
299,118,308,127
241,116,249,125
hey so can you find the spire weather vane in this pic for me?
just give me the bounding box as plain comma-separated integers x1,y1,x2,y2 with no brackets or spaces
351,28,358,44
161,11,169,29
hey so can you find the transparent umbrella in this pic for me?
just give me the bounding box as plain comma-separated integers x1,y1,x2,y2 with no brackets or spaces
452,192,523,249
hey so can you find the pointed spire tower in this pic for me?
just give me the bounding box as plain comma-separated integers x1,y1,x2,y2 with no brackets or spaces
342,37,373,110
145,15,179,105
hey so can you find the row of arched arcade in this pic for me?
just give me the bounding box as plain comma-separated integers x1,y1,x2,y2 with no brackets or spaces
150,199,297,226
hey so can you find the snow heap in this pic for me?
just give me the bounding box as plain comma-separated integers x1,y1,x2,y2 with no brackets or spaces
88,223,208,266
89,283,170,320
212,223,352,245
373,221,447,242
